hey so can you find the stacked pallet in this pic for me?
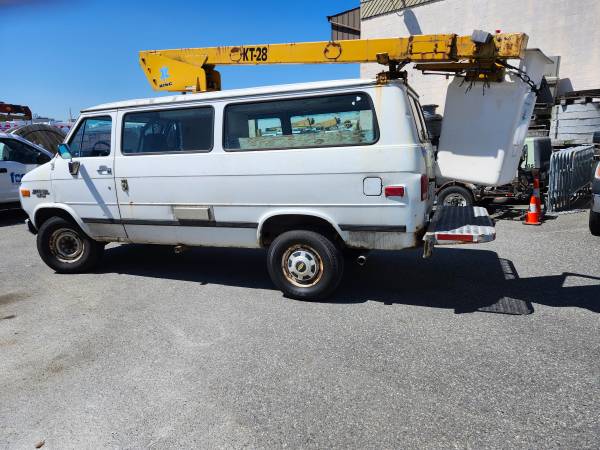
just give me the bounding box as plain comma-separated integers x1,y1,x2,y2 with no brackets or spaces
550,93,600,145
528,106,553,137
527,75,558,137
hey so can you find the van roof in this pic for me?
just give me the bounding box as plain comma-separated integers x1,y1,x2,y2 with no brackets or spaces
82,78,391,113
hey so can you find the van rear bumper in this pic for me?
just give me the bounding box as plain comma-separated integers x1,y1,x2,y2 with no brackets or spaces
25,218,37,235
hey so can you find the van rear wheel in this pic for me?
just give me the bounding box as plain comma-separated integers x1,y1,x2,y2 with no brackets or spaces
37,217,104,273
267,230,344,300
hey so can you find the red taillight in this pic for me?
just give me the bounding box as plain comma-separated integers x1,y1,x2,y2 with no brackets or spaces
384,185,405,197
420,174,429,201
435,233,474,242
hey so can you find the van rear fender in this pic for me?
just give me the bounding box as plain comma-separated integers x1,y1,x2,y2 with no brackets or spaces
257,210,345,247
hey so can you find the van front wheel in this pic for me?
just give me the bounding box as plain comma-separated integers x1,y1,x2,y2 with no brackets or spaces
267,230,344,300
37,217,104,273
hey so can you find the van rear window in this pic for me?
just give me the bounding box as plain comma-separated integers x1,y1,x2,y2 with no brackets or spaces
223,93,379,151
122,106,213,154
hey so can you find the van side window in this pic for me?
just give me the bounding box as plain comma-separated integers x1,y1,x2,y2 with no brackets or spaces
407,97,429,143
224,93,379,151
122,107,214,154
69,116,112,157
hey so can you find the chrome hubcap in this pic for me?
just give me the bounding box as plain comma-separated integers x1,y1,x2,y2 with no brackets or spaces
443,193,468,207
49,228,84,263
282,245,323,287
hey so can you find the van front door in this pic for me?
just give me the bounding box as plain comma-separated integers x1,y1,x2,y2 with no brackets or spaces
53,114,126,239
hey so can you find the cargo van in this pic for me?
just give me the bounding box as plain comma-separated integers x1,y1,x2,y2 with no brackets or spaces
0,132,52,206
19,72,542,299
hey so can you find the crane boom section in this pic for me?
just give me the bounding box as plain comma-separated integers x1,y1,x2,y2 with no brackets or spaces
139,32,528,93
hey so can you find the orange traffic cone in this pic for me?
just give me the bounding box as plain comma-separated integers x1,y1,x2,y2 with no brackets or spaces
524,195,541,225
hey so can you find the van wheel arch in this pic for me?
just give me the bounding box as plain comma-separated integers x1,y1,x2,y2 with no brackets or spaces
259,214,343,248
35,207,79,230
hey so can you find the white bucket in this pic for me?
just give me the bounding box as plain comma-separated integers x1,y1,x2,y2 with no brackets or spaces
436,49,552,186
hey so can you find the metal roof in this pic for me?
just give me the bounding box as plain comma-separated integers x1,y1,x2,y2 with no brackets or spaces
327,7,361,40
361,0,442,19
81,79,379,113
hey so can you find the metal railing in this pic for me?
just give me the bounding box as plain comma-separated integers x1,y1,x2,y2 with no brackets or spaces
546,145,596,212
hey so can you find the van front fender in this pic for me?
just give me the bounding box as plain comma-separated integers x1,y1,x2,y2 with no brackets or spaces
32,203,91,235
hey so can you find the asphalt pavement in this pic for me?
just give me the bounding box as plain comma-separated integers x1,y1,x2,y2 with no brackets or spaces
0,208,598,449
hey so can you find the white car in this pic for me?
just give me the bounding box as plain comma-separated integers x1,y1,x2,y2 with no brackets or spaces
0,132,53,205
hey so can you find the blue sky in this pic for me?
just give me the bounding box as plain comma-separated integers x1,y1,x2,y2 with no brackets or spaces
0,0,359,120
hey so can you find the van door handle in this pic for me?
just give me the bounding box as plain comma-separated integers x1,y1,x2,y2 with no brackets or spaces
121,179,129,192
0,168,6,173
97,165,112,175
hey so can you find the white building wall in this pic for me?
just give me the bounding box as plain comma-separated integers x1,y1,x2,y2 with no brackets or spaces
361,0,600,111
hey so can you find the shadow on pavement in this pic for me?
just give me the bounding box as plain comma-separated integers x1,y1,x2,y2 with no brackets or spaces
487,204,527,222
0,208,26,227
100,244,599,314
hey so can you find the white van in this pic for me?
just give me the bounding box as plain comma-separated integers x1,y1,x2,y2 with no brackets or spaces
0,132,52,205
18,76,536,299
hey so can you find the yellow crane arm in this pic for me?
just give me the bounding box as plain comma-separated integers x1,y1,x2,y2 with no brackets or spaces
139,32,528,93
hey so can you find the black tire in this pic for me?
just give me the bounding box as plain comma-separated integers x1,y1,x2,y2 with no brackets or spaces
37,217,104,273
267,230,344,300
590,210,600,236
437,185,475,207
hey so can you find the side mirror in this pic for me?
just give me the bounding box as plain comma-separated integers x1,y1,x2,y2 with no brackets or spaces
57,143,79,175
57,143,73,160
58,144,79,176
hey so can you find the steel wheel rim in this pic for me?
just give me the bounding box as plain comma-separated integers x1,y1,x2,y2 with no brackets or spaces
443,193,468,206
281,244,323,288
49,228,84,263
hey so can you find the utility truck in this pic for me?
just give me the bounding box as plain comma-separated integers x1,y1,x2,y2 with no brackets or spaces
19,31,548,299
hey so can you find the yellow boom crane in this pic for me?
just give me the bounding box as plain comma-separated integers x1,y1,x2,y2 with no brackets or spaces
139,31,528,93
